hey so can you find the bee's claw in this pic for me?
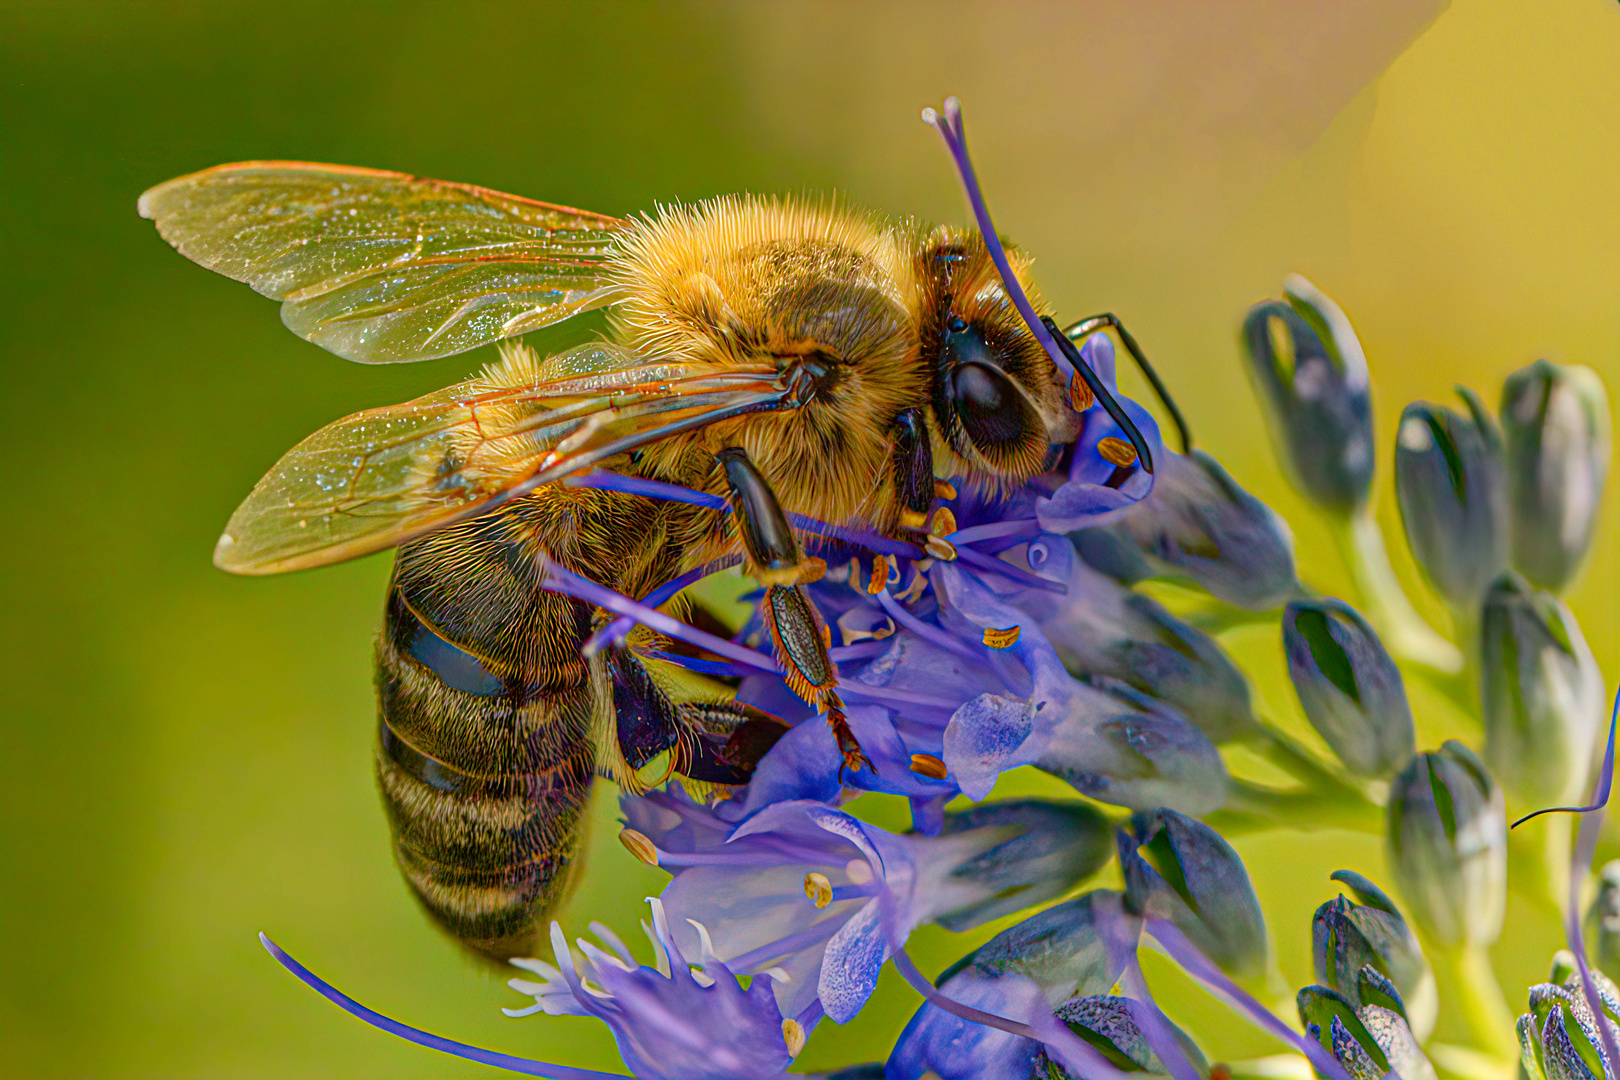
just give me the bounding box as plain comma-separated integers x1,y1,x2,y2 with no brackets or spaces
826,705,872,782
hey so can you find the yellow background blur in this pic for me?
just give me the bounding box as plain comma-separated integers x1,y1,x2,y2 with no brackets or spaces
1,1,1615,1076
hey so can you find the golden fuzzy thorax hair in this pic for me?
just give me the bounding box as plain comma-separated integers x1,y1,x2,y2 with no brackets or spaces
594,195,1065,548
607,196,928,535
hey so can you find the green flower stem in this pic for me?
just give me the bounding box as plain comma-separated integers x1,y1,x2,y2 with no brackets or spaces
1332,505,1463,674
1435,941,1518,1065
1207,727,1385,835
1208,780,1383,837
1246,726,1354,789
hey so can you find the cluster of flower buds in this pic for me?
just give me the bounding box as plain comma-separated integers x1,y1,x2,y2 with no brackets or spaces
257,248,1612,1076
1518,952,1620,1080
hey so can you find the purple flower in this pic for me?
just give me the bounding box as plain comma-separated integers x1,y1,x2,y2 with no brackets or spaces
503,898,798,1080
888,891,1135,1080
717,527,1225,830
1037,334,1166,532
621,788,1109,1025
1074,447,1299,612
1009,529,1255,743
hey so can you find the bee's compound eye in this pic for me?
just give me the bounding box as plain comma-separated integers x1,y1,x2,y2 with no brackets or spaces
949,361,1039,458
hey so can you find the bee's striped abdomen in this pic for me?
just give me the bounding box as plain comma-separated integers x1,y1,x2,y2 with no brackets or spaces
370,486,696,961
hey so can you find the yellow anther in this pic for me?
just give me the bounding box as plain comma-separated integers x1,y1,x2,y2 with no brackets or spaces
618,828,659,867
796,557,826,585
925,535,958,562
781,1017,807,1058
898,507,929,529
1069,371,1096,412
929,505,958,537
867,554,890,595
1097,436,1138,468
821,624,832,649
934,479,958,500
804,872,833,908
909,753,948,780
981,626,1021,649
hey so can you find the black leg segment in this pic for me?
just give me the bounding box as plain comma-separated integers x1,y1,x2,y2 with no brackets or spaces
717,446,804,582
1060,312,1193,455
890,408,935,530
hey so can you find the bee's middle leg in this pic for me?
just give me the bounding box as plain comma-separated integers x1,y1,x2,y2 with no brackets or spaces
716,446,870,776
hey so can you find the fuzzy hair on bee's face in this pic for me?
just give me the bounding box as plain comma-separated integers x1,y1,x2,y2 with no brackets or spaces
915,229,1071,486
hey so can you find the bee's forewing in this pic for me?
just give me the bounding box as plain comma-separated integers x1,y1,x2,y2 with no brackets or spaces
139,161,626,364
215,344,785,575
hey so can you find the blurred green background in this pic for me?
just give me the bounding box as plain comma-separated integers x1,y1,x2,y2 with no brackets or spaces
2,1,1617,1075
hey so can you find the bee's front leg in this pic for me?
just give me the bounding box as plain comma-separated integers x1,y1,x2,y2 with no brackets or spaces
716,447,870,777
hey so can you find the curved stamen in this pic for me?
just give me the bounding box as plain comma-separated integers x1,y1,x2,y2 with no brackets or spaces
921,98,1076,384
566,471,923,559
1145,919,1355,1080
640,650,755,680
585,556,744,655
952,545,1065,593
949,519,1042,545
258,934,629,1080
1511,687,1618,827
538,559,778,675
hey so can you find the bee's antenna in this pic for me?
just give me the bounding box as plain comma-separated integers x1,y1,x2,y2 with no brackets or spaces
923,98,1156,472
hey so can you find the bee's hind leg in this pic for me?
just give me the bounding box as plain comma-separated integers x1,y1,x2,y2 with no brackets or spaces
672,702,790,786
715,447,871,777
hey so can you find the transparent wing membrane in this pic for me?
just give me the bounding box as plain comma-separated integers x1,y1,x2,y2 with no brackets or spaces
216,343,789,574
139,162,625,363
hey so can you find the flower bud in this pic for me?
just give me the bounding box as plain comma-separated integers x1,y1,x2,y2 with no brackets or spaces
1385,741,1506,947
1518,957,1620,1080
1586,863,1620,985
930,800,1113,931
1284,598,1415,778
1481,574,1606,808
1298,980,1436,1080
1035,995,1210,1080
1500,360,1612,593
1118,808,1267,979
889,892,1137,1080
1038,683,1228,818
1313,870,1437,1041
1394,391,1508,610
1021,538,1255,744
1078,449,1299,610
965,890,1134,995
1241,276,1376,514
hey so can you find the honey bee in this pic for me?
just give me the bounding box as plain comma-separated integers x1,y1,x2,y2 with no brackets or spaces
139,110,1162,960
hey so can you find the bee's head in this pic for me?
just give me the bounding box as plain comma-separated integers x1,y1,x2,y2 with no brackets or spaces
919,231,1073,482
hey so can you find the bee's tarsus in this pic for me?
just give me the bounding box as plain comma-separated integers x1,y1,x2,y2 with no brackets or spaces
827,705,872,782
